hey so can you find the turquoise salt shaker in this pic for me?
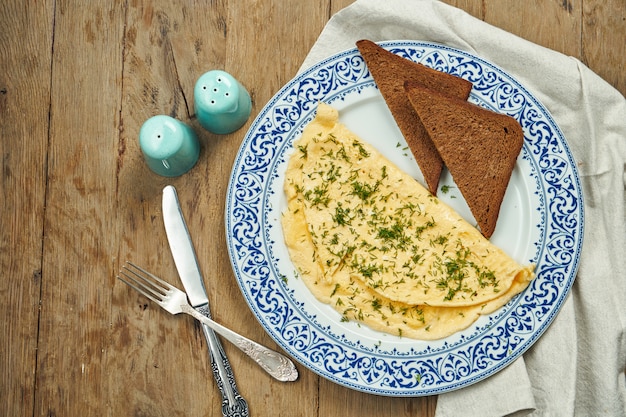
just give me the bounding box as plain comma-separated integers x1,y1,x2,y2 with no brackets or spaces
194,70,252,134
139,115,200,177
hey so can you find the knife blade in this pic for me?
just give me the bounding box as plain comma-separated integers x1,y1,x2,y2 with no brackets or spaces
163,185,249,417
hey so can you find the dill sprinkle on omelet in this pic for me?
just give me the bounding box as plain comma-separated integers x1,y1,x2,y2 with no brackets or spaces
281,103,536,341
352,140,370,158
299,123,503,303
298,144,308,159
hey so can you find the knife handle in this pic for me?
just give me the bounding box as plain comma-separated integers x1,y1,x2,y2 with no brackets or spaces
197,306,250,417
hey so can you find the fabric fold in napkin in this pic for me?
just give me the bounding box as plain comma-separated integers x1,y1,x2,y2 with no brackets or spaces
300,1,626,416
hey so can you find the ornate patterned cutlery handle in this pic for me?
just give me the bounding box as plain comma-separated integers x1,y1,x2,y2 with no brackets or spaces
189,305,298,382
197,306,250,417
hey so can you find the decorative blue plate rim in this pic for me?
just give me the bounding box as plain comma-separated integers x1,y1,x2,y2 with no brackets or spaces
225,40,584,396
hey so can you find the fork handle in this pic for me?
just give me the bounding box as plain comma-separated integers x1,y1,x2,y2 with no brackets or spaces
181,304,298,382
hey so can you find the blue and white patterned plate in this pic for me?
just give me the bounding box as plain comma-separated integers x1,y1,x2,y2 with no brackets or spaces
225,41,584,396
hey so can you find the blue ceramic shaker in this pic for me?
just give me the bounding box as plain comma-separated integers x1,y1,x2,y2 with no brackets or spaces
139,115,200,177
194,70,252,134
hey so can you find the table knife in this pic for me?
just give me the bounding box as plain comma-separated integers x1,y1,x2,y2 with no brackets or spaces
162,185,249,417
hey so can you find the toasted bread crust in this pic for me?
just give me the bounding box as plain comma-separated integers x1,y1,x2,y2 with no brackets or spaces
356,40,473,194
404,80,524,238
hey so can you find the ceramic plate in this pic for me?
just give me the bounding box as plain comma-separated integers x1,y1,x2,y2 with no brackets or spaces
225,41,584,396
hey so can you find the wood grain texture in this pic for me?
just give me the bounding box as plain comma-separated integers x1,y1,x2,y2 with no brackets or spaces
34,1,125,416
582,0,626,94
0,0,623,416
0,1,54,416
483,0,582,57
444,0,626,96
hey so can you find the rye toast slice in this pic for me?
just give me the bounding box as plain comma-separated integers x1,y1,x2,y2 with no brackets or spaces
356,39,473,195
404,80,524,238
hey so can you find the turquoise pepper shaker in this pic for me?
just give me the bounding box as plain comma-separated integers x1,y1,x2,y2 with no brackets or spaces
194,70,252,134
139,115,200,177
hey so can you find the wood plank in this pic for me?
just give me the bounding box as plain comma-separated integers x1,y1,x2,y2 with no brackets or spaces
0,1,54,416
34,1,124,415
481,0,583,59
319,380,436,417
442,0,484,19
444,0,626,97
582,0,626,96
331,0,356,15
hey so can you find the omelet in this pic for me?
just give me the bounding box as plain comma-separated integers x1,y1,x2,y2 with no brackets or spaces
282,103,535,340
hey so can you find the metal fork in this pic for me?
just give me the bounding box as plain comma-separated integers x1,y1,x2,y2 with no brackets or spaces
118,262,298,382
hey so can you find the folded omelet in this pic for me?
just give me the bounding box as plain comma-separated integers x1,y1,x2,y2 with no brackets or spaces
282,103,535,340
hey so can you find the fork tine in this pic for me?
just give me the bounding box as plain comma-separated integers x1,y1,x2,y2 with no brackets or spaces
117,261,299,381
117,271,162,303
126,261,173,291
117,262,169,302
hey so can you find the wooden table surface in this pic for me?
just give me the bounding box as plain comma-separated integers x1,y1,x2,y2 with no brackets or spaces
2,0,624,415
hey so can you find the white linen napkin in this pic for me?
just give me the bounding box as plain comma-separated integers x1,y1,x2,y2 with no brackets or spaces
300,1,626,415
